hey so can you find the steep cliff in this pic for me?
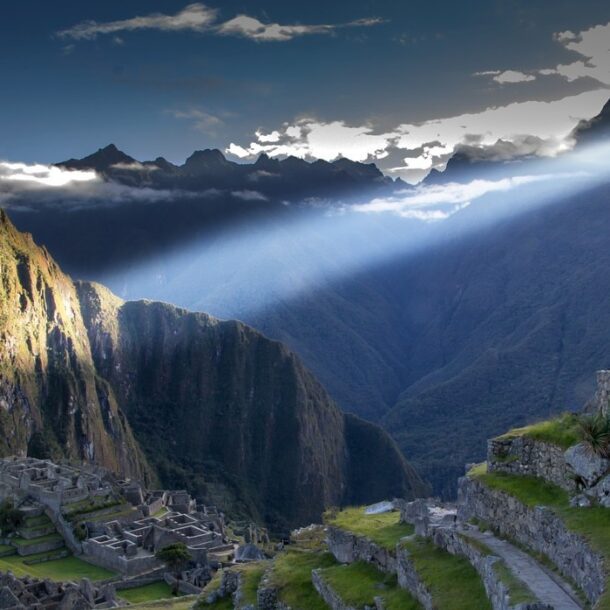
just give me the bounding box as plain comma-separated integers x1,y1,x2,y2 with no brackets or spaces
0,210,427,531
0,209,151,482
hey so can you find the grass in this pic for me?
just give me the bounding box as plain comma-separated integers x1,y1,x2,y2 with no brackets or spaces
238,562,267,607
129,595,198,609
324,506,414,550
24,515,52,527
119,582,177,604
470,466,610,609
0,551,115,581
268,549,337,610
496,413,581,449
401,537,491,610
320,561,421,610
12,533,63,547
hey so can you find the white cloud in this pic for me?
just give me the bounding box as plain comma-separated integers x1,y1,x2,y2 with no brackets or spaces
0,161,189,210
352,173,569,219
474,69,536,84
226,89,609,178
0,162,97,187
57,3,218,40
110,161,159,172
217,15,383,42
57,4,383,43
228,119,394,163
231,189,268,201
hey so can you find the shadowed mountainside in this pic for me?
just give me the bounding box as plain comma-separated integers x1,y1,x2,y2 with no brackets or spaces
0,209,427,531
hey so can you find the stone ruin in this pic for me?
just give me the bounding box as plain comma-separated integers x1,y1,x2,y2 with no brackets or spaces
0,572,116,609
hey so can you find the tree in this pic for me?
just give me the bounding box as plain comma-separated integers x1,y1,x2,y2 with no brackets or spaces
155,542,191,595
0,500,24,535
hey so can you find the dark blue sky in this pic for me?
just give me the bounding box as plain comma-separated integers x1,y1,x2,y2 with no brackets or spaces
1,0,609,175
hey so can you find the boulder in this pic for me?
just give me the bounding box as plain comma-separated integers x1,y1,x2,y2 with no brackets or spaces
592,474,610,507
569,494,592,508
564,443,609,487
235,543,265,562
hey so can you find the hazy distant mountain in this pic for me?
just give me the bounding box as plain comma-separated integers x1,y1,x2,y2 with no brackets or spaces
58,145,398,200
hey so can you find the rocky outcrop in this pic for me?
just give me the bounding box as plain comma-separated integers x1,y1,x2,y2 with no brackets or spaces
564,443,609,487
488,437,576,492
458,475,605,605
326,526,396,574
0,209,151,483
0,210,426,531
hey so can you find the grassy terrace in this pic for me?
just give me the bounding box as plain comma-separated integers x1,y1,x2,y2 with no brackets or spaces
495,412,581,449
324,506,414,550
401,537,491,610
320,561,421,609
469,463,610,609
118,581,176,604
238,561,267,607
268,549,336,610
0,551,115,581
130,595,198,609
12,533,63,547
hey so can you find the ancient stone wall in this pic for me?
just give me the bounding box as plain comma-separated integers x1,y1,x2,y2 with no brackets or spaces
326,526,396,574
487,437,576,492
458,475,605,605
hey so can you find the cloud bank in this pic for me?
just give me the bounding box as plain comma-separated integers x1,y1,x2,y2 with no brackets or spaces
227,89,609,179
57,4,383,43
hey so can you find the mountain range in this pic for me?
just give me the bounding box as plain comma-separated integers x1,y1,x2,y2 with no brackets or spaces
5,98,610,499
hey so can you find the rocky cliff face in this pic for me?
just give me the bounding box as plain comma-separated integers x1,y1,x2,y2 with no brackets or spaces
0,210,151,482
0,210,426,531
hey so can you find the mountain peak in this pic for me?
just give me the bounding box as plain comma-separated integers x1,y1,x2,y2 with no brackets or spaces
58,144,135,172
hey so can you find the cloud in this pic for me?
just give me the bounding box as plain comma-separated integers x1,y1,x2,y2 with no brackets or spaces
57,4,384,43
226,89,610,178
217,15,384,42
0,161,190,211
110,161,159,172
352,173,571,219
228,120,394,163
167,108,224,134
541,22,610,85
57,3,218,40
474,70,536,84
475,21,610,87
231,189,268,201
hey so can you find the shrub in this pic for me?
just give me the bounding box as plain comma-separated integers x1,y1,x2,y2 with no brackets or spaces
578,413,610,458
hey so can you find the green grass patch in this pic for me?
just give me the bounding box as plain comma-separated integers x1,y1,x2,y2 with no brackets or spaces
129,595,198,609
496,413,581,449
119,582,177,604
268,549,336,610
12,533,63,547
238,562,267,607
0,552,115,581
324,506,414,550
320,561,421,609
24,515,52,528
402,537,491,610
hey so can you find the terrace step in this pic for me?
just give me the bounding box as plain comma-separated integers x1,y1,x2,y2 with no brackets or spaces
459,526,582,610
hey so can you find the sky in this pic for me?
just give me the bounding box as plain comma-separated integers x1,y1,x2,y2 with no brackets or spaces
1,1,609,181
